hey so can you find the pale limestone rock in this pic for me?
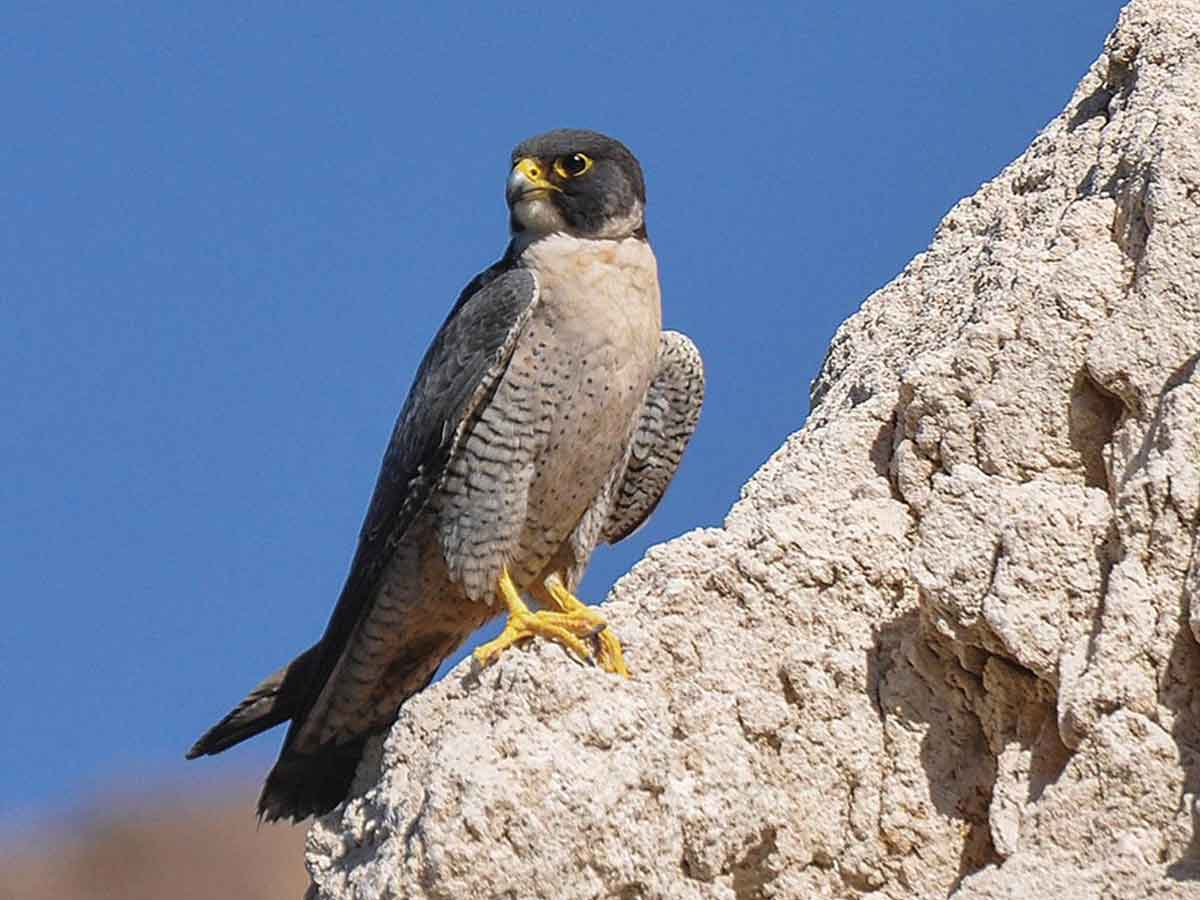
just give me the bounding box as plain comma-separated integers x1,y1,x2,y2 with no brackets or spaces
306,1,1200,896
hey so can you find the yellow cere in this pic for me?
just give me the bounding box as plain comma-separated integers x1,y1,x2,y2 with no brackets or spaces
514,157,560,191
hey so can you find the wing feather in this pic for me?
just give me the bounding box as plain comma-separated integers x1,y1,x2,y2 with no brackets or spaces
284,264,538,750
603,330,704,544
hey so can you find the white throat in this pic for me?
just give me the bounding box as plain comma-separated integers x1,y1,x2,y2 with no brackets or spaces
508,197,645,257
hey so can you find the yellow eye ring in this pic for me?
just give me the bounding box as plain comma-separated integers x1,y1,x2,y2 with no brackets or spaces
553,153,593,179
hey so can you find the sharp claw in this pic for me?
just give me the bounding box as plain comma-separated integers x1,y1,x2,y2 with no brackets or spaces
476,568,631,675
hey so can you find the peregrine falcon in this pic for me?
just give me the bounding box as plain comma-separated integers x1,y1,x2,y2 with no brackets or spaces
187,129,704,822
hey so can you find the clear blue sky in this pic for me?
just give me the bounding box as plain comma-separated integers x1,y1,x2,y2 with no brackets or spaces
1,2,1125,824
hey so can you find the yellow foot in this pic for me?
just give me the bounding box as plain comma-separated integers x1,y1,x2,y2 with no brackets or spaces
474,568,607,669
539,574,629,677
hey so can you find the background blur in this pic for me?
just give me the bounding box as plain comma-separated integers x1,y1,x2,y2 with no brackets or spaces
1,2,1126,895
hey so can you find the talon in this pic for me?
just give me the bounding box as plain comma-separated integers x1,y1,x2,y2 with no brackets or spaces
474,568,601,668
534,574,630,677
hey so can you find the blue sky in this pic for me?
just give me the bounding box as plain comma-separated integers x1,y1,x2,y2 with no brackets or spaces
1,2,1126,824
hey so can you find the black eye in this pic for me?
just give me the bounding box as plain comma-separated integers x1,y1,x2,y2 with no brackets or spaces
554,153,593,179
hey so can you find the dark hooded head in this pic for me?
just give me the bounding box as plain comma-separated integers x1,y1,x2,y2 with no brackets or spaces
505,129,646,243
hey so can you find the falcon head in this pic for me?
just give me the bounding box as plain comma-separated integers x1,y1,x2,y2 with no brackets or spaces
506,129,646,243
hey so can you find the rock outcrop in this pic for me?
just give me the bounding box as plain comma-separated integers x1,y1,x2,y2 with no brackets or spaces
306,1,1200,896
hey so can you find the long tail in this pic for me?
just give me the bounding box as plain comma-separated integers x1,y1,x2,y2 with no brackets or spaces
189,583,484,822
186,643,320,759
256,733,375,823
185,636,413,824
186,641,369,822
254,654,448,823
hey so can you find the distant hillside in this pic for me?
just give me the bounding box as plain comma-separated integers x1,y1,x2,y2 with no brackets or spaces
0,786,306,900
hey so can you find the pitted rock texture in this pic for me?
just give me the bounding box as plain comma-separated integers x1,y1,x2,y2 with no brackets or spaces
306,1,1200,897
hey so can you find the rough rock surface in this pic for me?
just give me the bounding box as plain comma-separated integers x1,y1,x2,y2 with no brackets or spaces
306,2,1200,897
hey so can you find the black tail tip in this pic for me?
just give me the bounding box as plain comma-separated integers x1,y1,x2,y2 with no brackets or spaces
256,737,367,823
185,722,239,760
185,731,218,760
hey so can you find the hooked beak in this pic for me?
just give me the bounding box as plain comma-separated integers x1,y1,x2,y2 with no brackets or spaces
506,157,561,206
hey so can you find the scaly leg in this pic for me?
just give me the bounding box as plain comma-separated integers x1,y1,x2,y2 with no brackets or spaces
533,573,629,677
474,567,607,668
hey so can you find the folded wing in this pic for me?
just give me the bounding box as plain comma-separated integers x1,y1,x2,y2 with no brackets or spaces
603,330,705,545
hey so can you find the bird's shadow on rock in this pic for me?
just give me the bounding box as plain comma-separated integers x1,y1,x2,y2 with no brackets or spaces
1164,352,1200,880
1163,621,1200,881
869,590,1200,886
1134,350,1200,881
867,607,1081,894
867,609,1001,893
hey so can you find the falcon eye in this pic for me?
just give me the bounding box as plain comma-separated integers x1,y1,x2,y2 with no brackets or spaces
553,153,593,179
